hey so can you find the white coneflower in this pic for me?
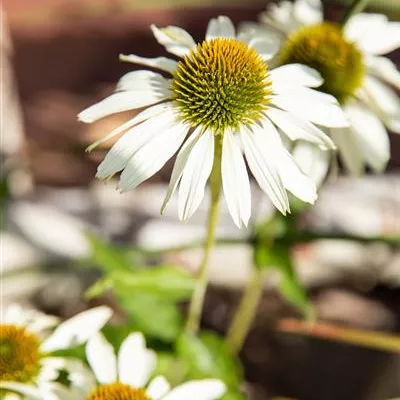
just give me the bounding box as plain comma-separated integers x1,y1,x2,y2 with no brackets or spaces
57,331,226,400
258,0,400,178
79,15,348,228
0,304,111,400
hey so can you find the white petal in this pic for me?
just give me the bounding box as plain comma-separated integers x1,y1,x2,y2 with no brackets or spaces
118,332,157,387
86,102,172,152
206,16,235,40
78,87,169,123
118,120,189,192
349,18,400,55
40,306,112,352
273,145,317,204
240,125,289,214
330,127,364,175
0,382,42,399
178,130,215,221
86,333,117,384
292,141,330,186
161,127,203,214
248,37,279,60
345,102,390,172
96,106,174,179
363,76,400,129
119,54,178,74
344,13,388,43
293,0,323,26
116,70,170,94
271,93,349,128
162,379,226,400
147,376,171,400
273,85,337,104
260,1,301,34
270,64,323,89
221,129,251,228
366,55,400,90
266,107,335,150
151,24,196,58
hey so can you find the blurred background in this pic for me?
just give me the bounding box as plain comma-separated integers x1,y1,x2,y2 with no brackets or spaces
1,0,400,399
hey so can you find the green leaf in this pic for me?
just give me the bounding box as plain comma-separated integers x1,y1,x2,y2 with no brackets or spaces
176,331,243,388
222,391,247,400
86,232,134,272
153,353,190,386
110,266,194,302
117,291,183,342
85,277,113,299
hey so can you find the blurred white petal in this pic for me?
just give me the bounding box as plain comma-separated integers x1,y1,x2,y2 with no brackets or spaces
206,16,235,40
119,54,178,74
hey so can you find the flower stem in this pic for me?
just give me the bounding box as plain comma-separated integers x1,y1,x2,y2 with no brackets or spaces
226,267,263,354
341,0,370,26
185,135,223,333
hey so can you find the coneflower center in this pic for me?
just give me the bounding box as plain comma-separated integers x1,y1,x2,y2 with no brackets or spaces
278,23,365,103
0,325,42,383
86,383,150,400
172,37,272,132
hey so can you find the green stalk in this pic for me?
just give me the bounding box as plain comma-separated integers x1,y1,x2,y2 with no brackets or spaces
226,267,263,354
341,0,370,26
185,135,223,333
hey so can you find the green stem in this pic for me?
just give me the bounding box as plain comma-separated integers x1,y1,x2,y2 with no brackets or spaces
341,0,370,26
226,267,263,354
185,135,223,333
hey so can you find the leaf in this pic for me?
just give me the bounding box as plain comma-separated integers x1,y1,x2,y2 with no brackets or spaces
85,277,113,299
153,353,190,386
117,291,183,342
254,242,311,317
86,232,134,271
176,331,243,388
110,266,194,301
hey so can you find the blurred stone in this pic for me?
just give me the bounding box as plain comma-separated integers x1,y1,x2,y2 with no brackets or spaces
315,289,397,331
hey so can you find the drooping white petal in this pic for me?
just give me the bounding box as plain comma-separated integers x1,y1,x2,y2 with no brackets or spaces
363,76,400,131
292,141,330,186
345,102,390,172
344,13,387,43
260,1,302,33
86,333,117,384
240,126,289,215
0,382,42,399
270,64,323,89
272,144,318,204
293,0,323,26
96,106,175,179
266,107,336,150
162,379,226,400
206,16,235,40
150,24,196,57
271,93,349,128
273,85,337,104
118,120,189,192
40,306,112,352
178,130,215,221
248,37,279,61
78,86,170,123
116,70,171,94
147,376,171,400
161,127,203,214
330,127,364,175
4,304,59,332
86,102,173,152
119,54,178,74
366,55,400,90
118,332,157,388
221,129,251,228
349,18,400,55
